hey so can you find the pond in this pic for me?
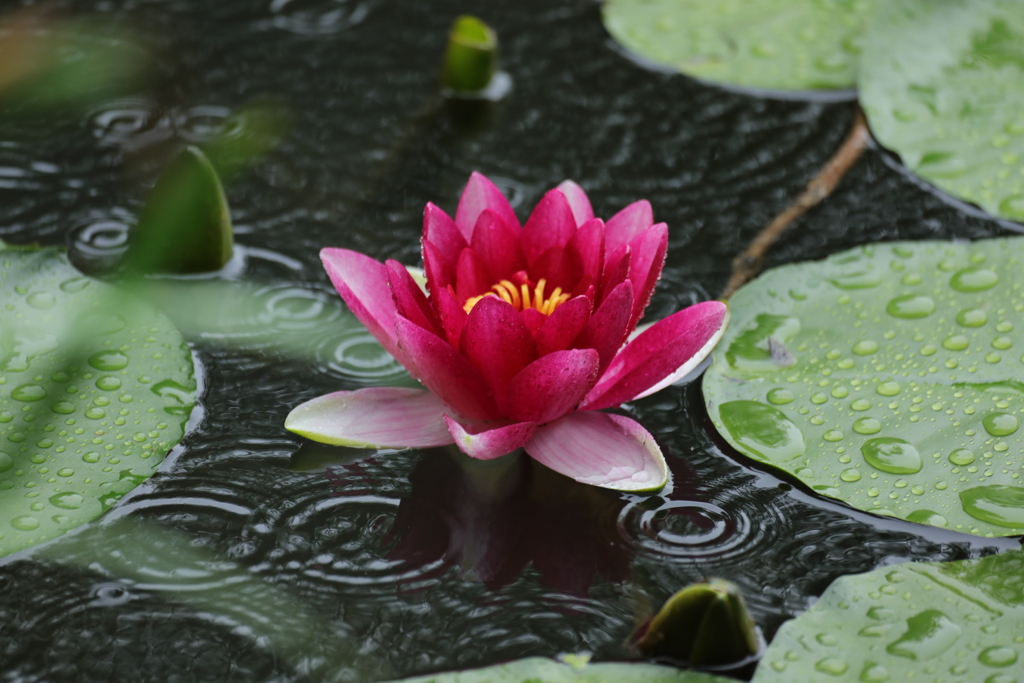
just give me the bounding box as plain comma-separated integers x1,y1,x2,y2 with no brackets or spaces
1,0,1022,681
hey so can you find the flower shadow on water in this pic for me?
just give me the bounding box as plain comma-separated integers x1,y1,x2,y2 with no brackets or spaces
388,448,632,597
293,442,632,597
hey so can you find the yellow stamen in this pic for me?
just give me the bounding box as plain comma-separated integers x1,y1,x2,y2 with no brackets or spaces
462,277,571,316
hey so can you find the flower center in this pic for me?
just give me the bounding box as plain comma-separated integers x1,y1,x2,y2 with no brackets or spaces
463,278,571,315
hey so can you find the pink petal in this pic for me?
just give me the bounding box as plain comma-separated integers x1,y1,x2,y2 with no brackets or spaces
460,296,538,408
605,199,653,256
433,285,468,348
321,248,406,365
525,412,667,491
470,209,525,281
568,217,604,282
600,244,631,301
625,223,668,327
520,307,546,335
423,239,455,292
504,348,599,424
530,245,581,292
455,172,519,241
444,416,536,460
285,387,453,448
387,260,440,334
580,301,729,411
424,203,467,262
395,315,500,422
573,281,634,372
557,180,594,226
522,188,577,265
455,247,493,302
535,295,591,356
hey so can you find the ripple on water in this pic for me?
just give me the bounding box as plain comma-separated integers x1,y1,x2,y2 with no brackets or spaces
262,0,380,35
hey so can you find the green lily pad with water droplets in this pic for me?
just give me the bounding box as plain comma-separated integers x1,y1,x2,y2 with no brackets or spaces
0,246,195,558
752,548,1024,682
860,0,1024,223
703,237,1024,537
602,0,877,92
382,657,734,683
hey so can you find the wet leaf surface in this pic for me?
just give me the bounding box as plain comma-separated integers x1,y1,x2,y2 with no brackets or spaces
602,0,876,92
704,237,1024,536
753,548,1024,682
0,246,195,558
861,0,1024,223
384,657,735,683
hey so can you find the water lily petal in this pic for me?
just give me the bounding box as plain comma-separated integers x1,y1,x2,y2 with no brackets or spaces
461,296,538,408
423,239,456,292
557,179,594,227
600,244,631,301
395,315,500,422
470,208,525,282
568,217,605,282
433,284,467,348
626,223,668,327
286,387,453,448
520,307,546,335
444,416,536,460
573,280,633,372
455,247,492,302
455,171,519,241
525,412,667,492
605,199,653,256
531,245,581,292
387,259,440,334
522,188,577,265
424,202,467,262
580,301,729,411
505,348,599,424
321,248,406,365
535,295,591,356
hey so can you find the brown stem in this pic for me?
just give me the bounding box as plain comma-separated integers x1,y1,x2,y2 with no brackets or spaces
719,106,870,300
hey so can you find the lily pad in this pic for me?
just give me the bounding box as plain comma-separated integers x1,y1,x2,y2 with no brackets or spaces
0,246,195,558
382,657,734,683
703,237,1024,537
602,0,877,92
860,0,1024,223
752,548,1024,682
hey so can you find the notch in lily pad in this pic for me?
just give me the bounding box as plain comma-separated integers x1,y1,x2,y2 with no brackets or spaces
125,145,233,275
632,578,762,668
440,15,498,94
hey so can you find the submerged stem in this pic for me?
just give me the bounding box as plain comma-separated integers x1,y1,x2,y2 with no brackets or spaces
720,106,870,300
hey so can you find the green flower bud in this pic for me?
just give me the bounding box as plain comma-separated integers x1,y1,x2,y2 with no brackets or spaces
632,578,761,666
440,15,497,93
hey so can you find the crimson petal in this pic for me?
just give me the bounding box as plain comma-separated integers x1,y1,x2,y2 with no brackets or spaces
573,281,633,372
387,260,440,334
504,348,599,424
535,295,591,356
522,188,577,265
625,223,668,327
460,296,538,410
455,171,519,241
433,285,468,348
470,208,525,281
580,301,729,411
605,199,653,256
444,416,536,460
525,412,667,492
395,315,500,422
568,217,604,283
424,202,467,262
557,179,594,226
455,247,492,302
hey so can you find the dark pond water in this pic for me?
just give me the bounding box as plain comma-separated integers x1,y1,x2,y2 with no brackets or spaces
1,0,1022,681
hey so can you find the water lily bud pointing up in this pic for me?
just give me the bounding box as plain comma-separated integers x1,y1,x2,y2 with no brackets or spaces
126,145,233,274
632,578,761,667
440,15,497,93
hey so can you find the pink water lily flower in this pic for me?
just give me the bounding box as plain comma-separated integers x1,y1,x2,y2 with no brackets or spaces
286,173,728,492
